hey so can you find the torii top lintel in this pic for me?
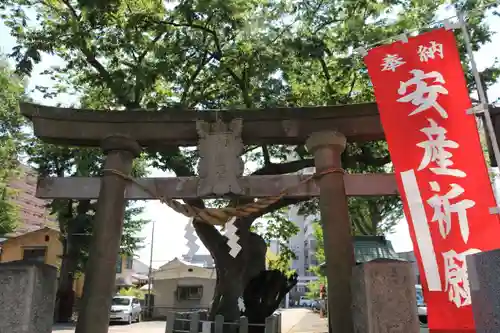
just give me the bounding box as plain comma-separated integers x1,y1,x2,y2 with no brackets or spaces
20,102,385,147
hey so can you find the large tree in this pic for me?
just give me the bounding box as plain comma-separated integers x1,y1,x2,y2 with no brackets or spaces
2,0,499,325
0,57,26,235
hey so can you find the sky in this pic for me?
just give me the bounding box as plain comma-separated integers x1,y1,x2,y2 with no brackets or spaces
1,6,500,269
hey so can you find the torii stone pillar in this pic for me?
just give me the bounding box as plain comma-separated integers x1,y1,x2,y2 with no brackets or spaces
75,136,141,333
306,131,355,333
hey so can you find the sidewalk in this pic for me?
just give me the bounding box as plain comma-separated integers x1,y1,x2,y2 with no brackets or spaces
281,309,327,333
280,308,427,333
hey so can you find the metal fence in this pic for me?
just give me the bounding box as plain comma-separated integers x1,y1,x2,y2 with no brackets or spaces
165,310,282,333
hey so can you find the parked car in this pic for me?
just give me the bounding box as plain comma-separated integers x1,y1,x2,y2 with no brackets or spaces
311,300,322,312
109,296,142,324
416,285,427,325
298,296,313,307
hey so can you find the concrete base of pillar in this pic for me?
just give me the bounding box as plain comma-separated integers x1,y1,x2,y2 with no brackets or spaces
0,261,57,333
466,249,500,333
351,259,419,333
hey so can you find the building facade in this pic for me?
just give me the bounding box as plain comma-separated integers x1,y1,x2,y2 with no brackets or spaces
0,227,62,266
6,164,57,236
152,258,216,318
287,204,320,297
285,161,320,299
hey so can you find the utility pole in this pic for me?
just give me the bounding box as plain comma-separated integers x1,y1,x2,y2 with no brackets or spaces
146,220,155,318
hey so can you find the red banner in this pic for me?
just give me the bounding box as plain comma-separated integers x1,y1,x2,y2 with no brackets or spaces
364,28,500,332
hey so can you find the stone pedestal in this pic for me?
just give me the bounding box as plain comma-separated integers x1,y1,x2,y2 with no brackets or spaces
0,261,57,333
351,259,419,333
466,249,500,333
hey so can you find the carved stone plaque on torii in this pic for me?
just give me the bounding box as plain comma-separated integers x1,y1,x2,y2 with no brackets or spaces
24,102,500,333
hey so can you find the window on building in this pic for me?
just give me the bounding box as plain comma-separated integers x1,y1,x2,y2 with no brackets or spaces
22,247,47,263
116,256,122,273
125,256,133,270
177,286,203,301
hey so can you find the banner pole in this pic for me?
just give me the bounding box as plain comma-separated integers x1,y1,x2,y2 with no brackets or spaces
457,11,500,208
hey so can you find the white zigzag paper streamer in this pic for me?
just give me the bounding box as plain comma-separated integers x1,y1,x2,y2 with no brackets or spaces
224,216,242,258
184,218,200,258
238,297,246,312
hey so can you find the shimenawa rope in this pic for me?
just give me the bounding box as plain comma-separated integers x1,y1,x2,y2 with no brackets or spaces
102,167,345,225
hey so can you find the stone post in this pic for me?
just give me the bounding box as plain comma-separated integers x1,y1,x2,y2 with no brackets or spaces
351,259,419,333
75,136,141,333
466,249,500,333
306,131,354,333
0,262,57,333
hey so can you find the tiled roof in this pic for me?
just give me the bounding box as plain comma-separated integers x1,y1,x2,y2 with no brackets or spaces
319,236,405,268
2,226,60,241
353,236,402,263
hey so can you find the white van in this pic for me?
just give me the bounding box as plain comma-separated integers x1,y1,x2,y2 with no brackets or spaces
299,296,313,307
416,285,427,324
109,295,142,324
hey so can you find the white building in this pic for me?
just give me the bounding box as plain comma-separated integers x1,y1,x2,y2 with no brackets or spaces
284,157,320,298
287,203,320,297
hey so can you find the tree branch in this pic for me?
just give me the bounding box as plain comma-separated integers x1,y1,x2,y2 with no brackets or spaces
252,159,314,176
238,197,309,230
132,30,169,105
159,19,247,96
137,31,167,64
261,146,271,166
318,57,335,99
181,44,215,105
342,72,358,104
59,0,133,108
60,0,81,21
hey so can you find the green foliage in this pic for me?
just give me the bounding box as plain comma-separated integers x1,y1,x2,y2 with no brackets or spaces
0,58,26,235
306,221,325,297
305,276,327,300
118,286,145,299
253,208,299,275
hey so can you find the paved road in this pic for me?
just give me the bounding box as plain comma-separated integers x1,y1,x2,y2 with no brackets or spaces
52,309,311,333
52,321,166,333
52,310,429,333
285,309,327,333
282,308,428,333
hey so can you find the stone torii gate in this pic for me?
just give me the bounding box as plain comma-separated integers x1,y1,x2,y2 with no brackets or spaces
22,102,399,333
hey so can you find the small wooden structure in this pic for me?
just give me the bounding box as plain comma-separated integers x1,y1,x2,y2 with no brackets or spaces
152,258,216,318
165,310,281,333
21,102,500,333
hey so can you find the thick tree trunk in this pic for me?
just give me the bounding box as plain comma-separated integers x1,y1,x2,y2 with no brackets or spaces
196,216,296,332
55,200,91,323
55,238,78,322
207,230,267,322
